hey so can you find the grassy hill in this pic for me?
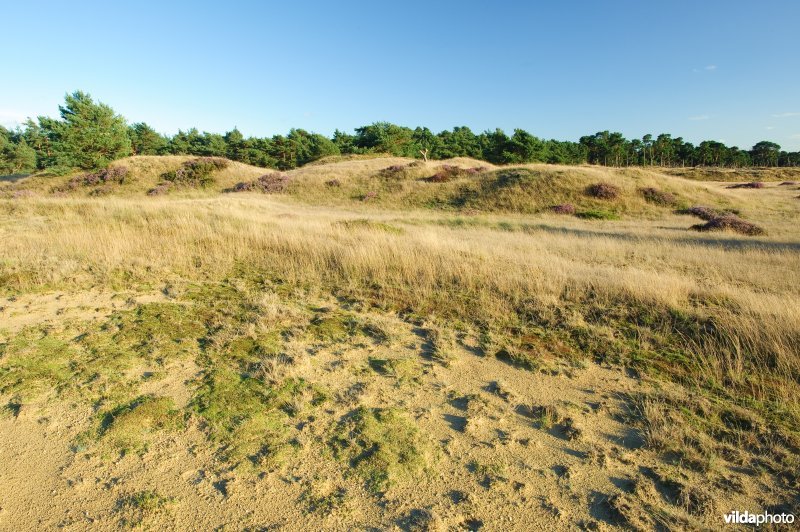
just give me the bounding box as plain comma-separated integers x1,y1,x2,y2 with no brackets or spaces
3,154,779,217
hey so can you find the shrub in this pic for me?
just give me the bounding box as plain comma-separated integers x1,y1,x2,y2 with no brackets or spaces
677,205,720,221
325,179,341,187
53,165,130,193
639,187,677,206
362,191,378,201
726,181,765,189
161,157,227,187
550,203,576,215
229,172,290,193
425,164,483,183
586,182,620,199
378,165,409,180
147,182,172,196
690,214,765,236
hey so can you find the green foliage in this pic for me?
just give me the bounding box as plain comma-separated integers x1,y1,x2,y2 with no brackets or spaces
0,126,36,174
12,90,800,174
129,122,168,155
46,91,132,170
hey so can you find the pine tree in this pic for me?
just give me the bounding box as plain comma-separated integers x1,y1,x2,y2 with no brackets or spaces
48,91,132,170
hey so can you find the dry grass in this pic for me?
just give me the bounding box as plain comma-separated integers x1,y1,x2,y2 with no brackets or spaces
1,194,798,427
1,167,799,527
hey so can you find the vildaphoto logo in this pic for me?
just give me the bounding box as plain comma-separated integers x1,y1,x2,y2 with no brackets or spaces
723,510,795,526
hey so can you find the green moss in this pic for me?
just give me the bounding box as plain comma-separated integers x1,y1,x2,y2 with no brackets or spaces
104,302,205,363
88,395,183,455
226,410,295,469
190,369,313,469
190,367,268,437
0,328,75,400
331,407,430,493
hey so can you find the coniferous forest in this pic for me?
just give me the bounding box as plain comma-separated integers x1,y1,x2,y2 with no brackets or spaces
1,91,797,175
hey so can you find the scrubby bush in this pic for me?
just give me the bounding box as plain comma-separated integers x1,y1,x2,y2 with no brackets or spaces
586,182,620,199
425,164,486,183
378,164,409,180
147,182,172,196
229,172,290,193
639,187,677,206
690,214,765,236
161,157,227,187
677,205,720,221
726,181,765,189
550,203,576,215
325,179,341,187
52,165,129,193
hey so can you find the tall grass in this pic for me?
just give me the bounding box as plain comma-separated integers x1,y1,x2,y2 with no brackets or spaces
1,196,798,427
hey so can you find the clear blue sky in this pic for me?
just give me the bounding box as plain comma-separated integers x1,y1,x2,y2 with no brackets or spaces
3,0,799,150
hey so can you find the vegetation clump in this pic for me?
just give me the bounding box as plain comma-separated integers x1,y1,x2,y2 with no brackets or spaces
117,490,174,527
331,407,430,493
425,164,485,183
576,209,619,220
90,395,183,455
677,205,722,221
639,187,677,206
726,181,765,189
690,214,766,236
161,157,227,187
550,203,576,215
229,172,290,193
586,182,620,199
53,165,129,193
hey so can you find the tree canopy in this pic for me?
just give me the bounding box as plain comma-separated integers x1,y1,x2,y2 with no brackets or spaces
2,91,799,175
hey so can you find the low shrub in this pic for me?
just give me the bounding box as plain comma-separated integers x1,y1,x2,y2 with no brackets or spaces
586,182,620,199
325,179,342,187
639,187,677,206
362,191,378,201
147,182,172,196
378,165,409,180
161,157,227,187
229,172,290,193
425,165,485,183
690,214,765,236
550,203,576,215
676,205,720,221
53,165,130,193
726,181,765,189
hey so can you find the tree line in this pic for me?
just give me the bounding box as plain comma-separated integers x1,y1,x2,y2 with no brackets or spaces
1,91,798,175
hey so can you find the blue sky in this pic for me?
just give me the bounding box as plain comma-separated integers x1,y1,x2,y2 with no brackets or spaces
3,0,799,150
